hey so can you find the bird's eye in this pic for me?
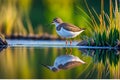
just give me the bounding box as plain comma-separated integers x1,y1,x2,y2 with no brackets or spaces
55,19,57,22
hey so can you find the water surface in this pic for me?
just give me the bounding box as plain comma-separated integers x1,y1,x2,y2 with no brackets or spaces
0,40,120,79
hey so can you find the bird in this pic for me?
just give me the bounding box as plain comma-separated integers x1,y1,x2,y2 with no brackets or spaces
52,17,85,45
41,55,85,72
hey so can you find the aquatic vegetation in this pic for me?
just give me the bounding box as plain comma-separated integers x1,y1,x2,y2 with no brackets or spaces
78,49,120,78
78,1,120,78
80,0,120,47
82,49,120,66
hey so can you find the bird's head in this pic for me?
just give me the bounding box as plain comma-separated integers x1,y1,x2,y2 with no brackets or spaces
52,17,63,26
41,64,58,72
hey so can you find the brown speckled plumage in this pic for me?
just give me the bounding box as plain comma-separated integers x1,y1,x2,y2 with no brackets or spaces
56,23,84,32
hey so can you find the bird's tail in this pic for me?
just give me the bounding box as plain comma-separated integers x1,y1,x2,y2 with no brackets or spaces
81,28,86,30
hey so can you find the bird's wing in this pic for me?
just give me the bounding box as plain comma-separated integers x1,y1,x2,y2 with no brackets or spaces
59,23,84,32
62,61,82,69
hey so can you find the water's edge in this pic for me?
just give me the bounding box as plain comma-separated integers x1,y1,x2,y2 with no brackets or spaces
5,39,116,49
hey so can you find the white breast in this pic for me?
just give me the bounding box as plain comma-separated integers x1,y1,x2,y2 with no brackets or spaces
56,27,84,38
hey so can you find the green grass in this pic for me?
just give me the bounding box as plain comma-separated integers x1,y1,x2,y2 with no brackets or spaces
82,0,120,47
93,28,119,46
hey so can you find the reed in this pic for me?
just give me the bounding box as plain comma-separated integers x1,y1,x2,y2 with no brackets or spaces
84,0,120,47
0,0,32,37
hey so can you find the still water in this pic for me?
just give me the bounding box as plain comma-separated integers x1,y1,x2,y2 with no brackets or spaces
0,40,120,79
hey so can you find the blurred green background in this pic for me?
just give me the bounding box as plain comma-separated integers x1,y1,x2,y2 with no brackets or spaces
0,0,117,38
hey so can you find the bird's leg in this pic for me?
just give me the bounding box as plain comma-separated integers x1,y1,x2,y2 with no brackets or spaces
70,39,72,54
65,40,68,54
70,40,72,45
66,40,68,45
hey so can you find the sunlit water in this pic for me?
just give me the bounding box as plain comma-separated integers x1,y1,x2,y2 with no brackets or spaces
0,40,120,79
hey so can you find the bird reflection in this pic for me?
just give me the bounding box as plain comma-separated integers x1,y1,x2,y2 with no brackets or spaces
0,45,8,53
41,55,85,72
0,46,5,52
0,36,8,53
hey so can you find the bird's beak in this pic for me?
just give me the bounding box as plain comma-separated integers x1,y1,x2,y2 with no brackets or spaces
41,64,50,70
51,21,54,24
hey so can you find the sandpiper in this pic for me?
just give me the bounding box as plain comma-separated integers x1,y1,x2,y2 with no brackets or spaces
52,17,85,45
41,55,85,72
